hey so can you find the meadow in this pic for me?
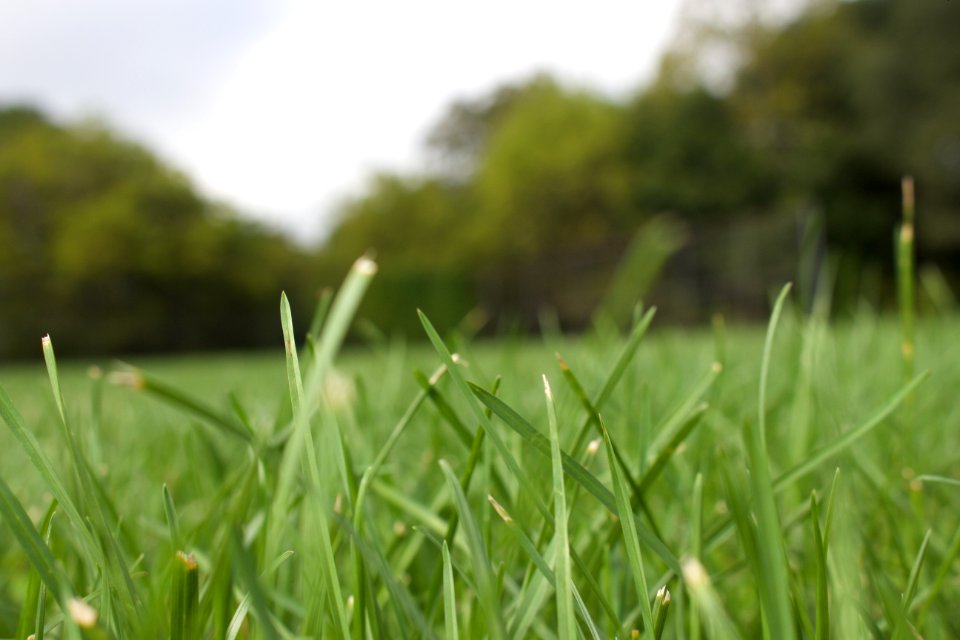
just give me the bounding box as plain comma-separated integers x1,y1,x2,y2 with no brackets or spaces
1,259,959,639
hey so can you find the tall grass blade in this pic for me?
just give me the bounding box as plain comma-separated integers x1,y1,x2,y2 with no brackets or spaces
898,176,916,385
601,418,655,637
681,558,741,640
45,335,142,627
745,283,795,640
336,515,437,640
276,291,351,639
442,541,460,640
231,531,280,640
638,403,708,494
471,384,680,573
419,310,552,521
901,529,931,612
16,499,57,640
487,495,608,638
774,372,928,491
544,375,577,640
0,477,67,607
109,368,254,443
810,492,829,640
439,458,507,640
564,306,656,457
689,473,704,640
162,484,182,550
171,551,199,640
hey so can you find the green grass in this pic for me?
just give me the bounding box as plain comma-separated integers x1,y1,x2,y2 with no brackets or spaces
1,265,960,638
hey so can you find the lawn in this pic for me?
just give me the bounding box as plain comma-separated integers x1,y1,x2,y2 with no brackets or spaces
1,269,959,638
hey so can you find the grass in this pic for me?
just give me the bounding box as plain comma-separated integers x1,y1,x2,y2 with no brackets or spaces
1,260,959,638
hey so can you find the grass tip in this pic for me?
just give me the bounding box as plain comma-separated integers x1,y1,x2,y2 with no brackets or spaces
555,353,569,370
108,370,145,390
68,598,99,628
902,175,915,214
681,557,710,591
176,550,198,570
711,361,723,374
586,438,602,456
487,495,512,523
428,364,447,385
354,255,378,276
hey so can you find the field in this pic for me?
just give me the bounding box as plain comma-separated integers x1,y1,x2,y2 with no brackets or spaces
1,268,959,639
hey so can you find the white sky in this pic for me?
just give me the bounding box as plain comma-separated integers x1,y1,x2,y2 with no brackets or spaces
0,1,688,240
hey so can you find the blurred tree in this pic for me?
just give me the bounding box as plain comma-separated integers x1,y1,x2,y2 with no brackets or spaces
0,107,309,357
729,0,960,264
620,83,775,218
467,77,631,260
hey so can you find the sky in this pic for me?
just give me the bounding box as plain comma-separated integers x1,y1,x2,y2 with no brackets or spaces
0,1,690,240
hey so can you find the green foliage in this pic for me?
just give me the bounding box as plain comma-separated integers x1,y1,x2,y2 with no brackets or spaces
0,108,310,357
314,0,960,332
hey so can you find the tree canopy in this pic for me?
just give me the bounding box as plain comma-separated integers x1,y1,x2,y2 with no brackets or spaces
0,108,310,357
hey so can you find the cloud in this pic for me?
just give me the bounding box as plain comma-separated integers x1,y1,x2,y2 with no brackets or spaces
0,0,683,239
0,0,282,125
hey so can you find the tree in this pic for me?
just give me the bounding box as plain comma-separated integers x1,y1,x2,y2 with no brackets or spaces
0,106,310,356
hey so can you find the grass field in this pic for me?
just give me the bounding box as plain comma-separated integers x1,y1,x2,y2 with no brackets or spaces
1,263,959,639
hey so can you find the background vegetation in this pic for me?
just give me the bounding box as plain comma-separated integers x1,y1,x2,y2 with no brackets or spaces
2,0,959,358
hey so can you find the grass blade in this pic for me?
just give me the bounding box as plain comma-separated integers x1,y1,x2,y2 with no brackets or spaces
544,375,576,640
690,473,704,640
275,290,351,639
171,551,199,640
487,495,609,638
902,529,931,612
810,492,829,640
681,558,742,640
109,368,254,442
774,372,929,491
601,418,655,637
439,458,507,640
231,531,280,640
652,586,670,640
0,384,98,561
442,541,460,640
162,484,182,550
419,310,552,522
0,476,68,607
16,499,57,640
745,283,795,640
471,383,680,573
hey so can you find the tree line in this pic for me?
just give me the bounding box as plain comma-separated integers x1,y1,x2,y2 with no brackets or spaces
2,0,958,357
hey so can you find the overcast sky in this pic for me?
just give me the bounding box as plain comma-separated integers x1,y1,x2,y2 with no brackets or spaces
0,1,689,239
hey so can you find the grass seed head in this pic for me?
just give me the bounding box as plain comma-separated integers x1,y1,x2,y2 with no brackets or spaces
68,597,98,628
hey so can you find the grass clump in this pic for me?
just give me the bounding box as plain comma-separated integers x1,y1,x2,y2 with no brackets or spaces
1,254,958,639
